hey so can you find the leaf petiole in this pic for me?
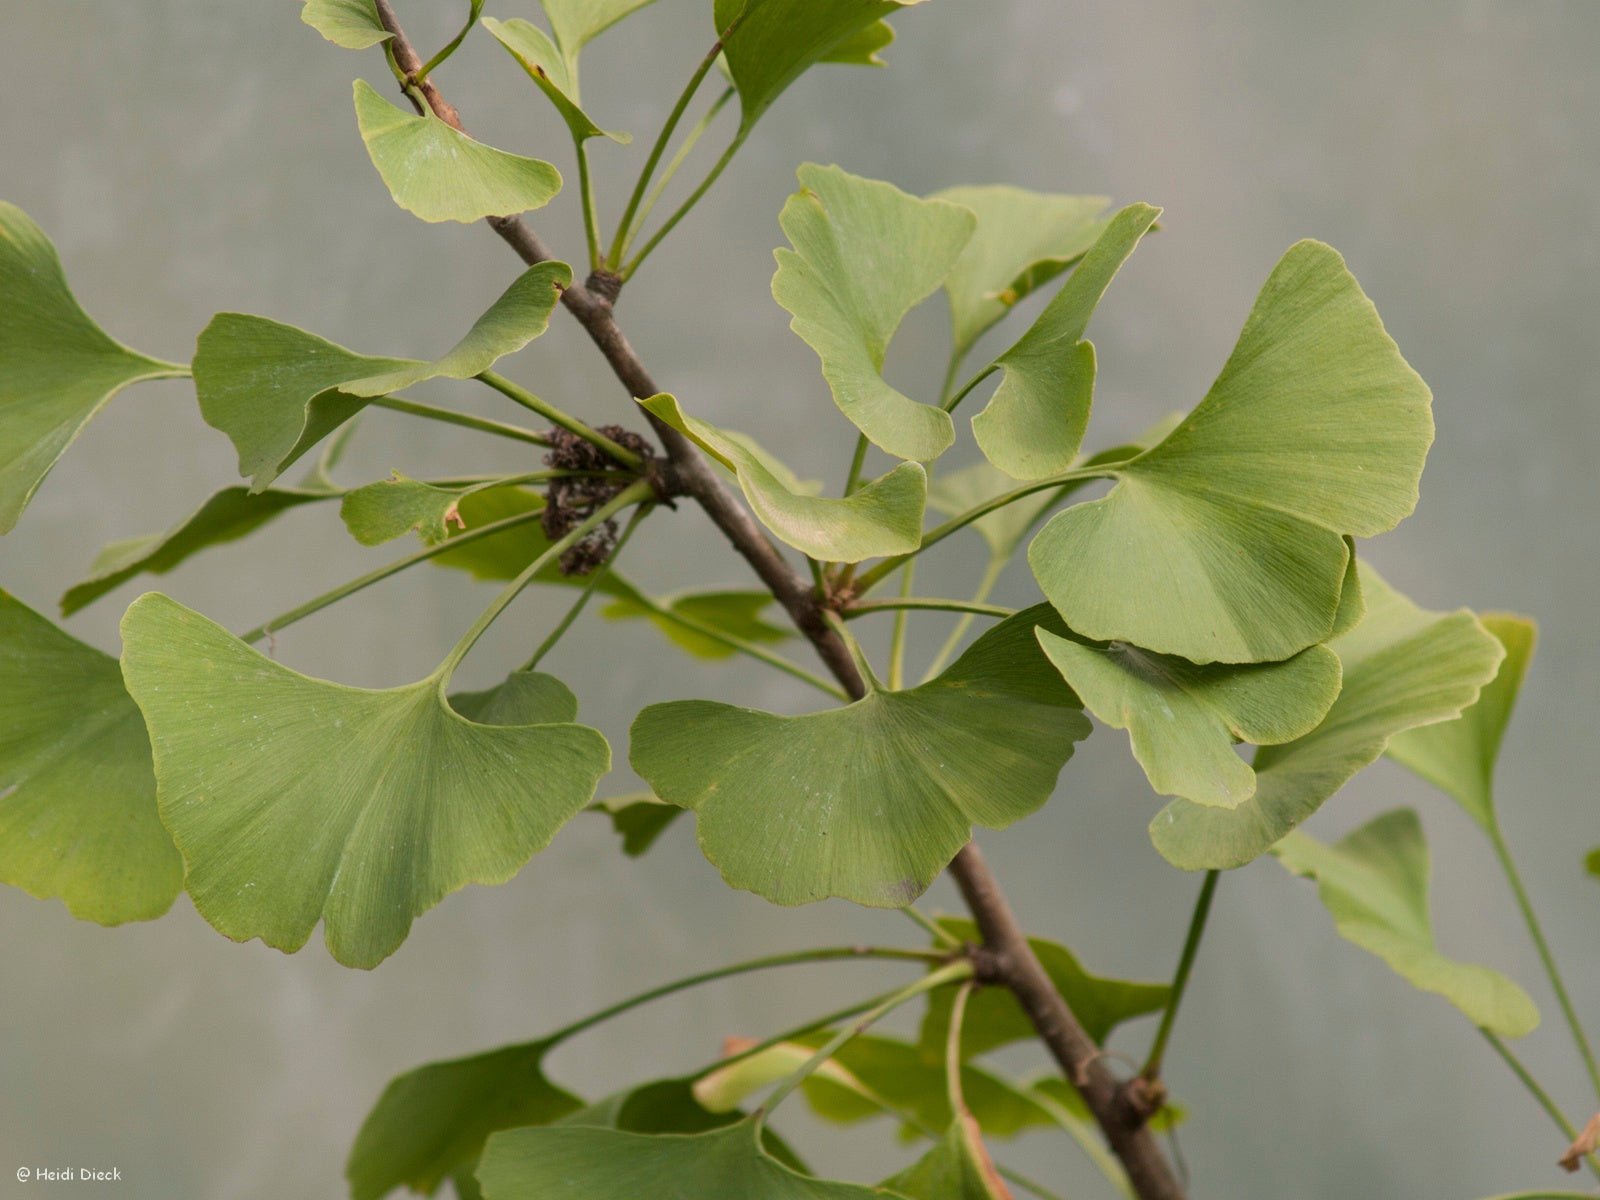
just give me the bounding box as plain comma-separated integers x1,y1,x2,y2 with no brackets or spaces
476,371,647,469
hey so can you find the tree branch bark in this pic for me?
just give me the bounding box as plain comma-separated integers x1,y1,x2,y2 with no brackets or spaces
369,7,1184,1196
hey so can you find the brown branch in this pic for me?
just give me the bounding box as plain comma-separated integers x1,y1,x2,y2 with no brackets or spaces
369,6,1184,1196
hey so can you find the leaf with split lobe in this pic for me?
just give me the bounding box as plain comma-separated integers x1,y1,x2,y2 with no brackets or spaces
301,0,391,48
1387,614,1535,832
716,0,927,132
354,80,562,224
340,474,475,547
60,485,337,616
642,393,925,562
119,594,610,969
1274,809,1539,1037
478,1116,899,1200
773,164,975,463
630,606,1088,907
483,17,630,145
884,1115,1012,1200
1150,565,1505,871
934,187,1113,363
1037,631,1341,808
0,591,180,925
1030,239,1434,664
600,588,792,659
194,260,569,490
541,0,658,74
920,919,1168,1058
971,204,1160,480
0,201,182,534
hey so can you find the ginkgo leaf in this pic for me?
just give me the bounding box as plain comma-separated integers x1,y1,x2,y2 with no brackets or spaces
483,17,630,145
194,260,569,490
570,1078,810,1172
716,0,926,132
642,393,925,562
934,187,1112,363
0,591,180,925
348,1040,582,1200
920,918,1168,1058
884,1114,1012,1200
1030,240,1433,664
340,473,475,546
1274,809,1539,1037
0,202,184,534
59,485,337,616
1150,566,1505,871
1037,631,1341,808
600,588,792,659
301,0,391,48
119,594,610,968
630,606,1089,907
478,1116,898,1200
971,204,1160,480
588,793,684,856
821,20,895,66
542,0,658,76
1387,614,1535,832
354,79,562,224
772,164,974,462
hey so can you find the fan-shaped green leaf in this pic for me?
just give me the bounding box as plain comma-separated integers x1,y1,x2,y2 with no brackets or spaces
919,918,1167,1058
302,0,391,48
119,594,610,968
340,473,475,546
969,204,1158,480
348,1040,581,1200
934,187,1112,363
1387,614,1535,832
772,164,974,463
716,0,926,131
1037,631,1341,808
1274,809,1539,1037
1150,566,1505,870
483,17,629,145
354,79,562,224
194,261,568,490
59,485,336,616
642,393,925,562
630,606,1088,907
0,592,180,925
884,1114,1011,1200
1030,240,1433,664
479,1116,899,1200
542,0,658,72
0,202,183,534
601,588,792,659
588,792,684,856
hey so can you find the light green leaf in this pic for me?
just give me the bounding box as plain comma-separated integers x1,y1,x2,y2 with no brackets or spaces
920,918,1167,1058
883,1115,1011,1200
772,164,975,463
0,591,180,925
60,485,336,616
341,473,474,546
119,594,610,968
301,0,391,49
429,486,548,580
478,1116,899,1200
588,792,684,856
483,17,629,144
1387,614,1535,832
630,606,1088,907
971,204,1160,480
0,202,182,534
194,261,569,490
542,0,658,73
1274,809,1539,1037
934,187,1112,363
1030,240,1434,664
601,588,791,659
716,0,926,131
642,393,925,562
354,79,562,224
1150,566,1505,870
348,1040,581,1200
1037,631,1341,808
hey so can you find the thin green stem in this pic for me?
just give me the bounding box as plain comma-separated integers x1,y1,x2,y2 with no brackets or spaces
937,346,964,407
621,128,751,278
1481,1030,1600,1181
1143,870,1220,1081
369,395,554,447
843,434,870,497
1489,823,1600,1100
942,363,998,414
887,561,915,690
576,139,603,269
522,506,648,671
476,371,646,469
630,86,735,238
823,611,883,693
544,945,947,1049
762,960,975,1114
414,0,484,82
921,557,1005,683
945,981,975,1114
1026,1083,1135,1197
846,597,1015,621
899,905,961,948
239,508,545,645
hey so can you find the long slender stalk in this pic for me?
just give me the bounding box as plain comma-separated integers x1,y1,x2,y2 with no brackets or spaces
847,597,1016,621
1142,871,1220,1081
943,364,999,414
922,557,1005,683
1481,1030,1600,1181
630,86,736,238
370,395,553,446
522,506,648,671
887,561,915,690
413,0,484,82
1489,823,1600,1100
476,371,646,468
945,981,975,1114
899,905,961,948
575,139,603,269
621,129,751,278
843,433,870,497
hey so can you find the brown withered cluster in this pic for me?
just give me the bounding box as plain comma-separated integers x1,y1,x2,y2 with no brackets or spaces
541,425,653,574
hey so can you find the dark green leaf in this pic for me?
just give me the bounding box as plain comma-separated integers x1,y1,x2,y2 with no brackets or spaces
588,793,685,856
882,1115,1010,1200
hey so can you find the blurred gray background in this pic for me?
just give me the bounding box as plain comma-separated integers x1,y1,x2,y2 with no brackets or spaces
2,1,1597,1197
